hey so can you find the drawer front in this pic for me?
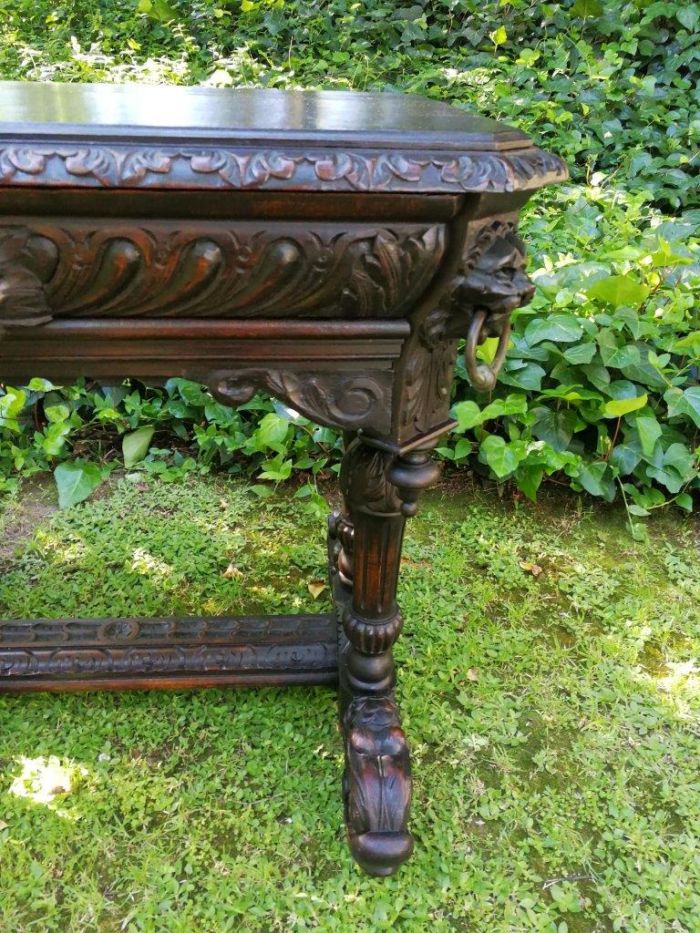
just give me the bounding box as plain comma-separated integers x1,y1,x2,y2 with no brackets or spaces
0,219,446,325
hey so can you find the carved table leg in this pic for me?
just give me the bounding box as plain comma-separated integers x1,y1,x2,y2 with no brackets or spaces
329,437,439,875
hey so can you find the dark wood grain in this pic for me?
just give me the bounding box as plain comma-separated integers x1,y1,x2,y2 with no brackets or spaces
0,83,528,145
0,82,565,875
0,614,338,692
0,82,567,194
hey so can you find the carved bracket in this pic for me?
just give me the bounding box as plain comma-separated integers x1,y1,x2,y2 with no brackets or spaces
210,368,394,434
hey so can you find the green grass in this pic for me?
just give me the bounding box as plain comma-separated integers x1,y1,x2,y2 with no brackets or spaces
0,474,697,931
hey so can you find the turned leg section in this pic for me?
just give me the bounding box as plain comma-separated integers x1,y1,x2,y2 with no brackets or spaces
330,439,439,875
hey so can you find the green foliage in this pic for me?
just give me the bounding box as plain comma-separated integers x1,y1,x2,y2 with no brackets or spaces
0,476,698,929
442,186,699,524
53,460,104,508
0,378,337,510
0,0,697,524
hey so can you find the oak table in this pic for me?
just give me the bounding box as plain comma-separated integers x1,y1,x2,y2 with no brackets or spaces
0,82,565,875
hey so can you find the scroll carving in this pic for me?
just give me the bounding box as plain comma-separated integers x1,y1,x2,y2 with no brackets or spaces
0,145,567,193
0,222,445,324
211,369,393,434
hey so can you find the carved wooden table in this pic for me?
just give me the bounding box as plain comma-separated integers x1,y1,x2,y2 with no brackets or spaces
0,82,565,875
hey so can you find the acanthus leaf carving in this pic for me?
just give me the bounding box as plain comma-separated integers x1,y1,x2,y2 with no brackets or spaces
0,226,54,327
0,144,567,193
0,221,445,324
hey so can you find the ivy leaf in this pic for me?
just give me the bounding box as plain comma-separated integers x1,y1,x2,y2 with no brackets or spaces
628,503,652,518
28,378,56,392
123,426,155,468
499,362,546,391
137,0,178,21
453,400,482,431
477,336,500,364
531,407,577,451
602,394,647,417
454,438,472,460
635,415,662,457
587,274,649,309
480,394,528,420
255,413,291,451
607,379,644,401
524,315,583,345
677,6,699,31
0,387,27,428
665,387,700,428
479,436,522,478
611,440,642,475
516,465,544,502
54,461,103,509
645,444,695,493
645,464,684,494
581,361,611,392
576,462,615,501
258,456,293,482
663,443,695,478
572,0,603,15
598,331,642,369
563,342,597,365
621,346,668,389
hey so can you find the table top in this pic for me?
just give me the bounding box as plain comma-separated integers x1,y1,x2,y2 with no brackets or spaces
0,82,527,150
0,82,566,194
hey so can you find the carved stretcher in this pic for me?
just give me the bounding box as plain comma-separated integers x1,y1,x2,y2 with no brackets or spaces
0,82,565,875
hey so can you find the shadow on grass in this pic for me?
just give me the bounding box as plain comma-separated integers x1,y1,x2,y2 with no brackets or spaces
0,473,697,931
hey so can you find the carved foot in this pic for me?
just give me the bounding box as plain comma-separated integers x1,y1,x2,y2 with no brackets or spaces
342,694,413,876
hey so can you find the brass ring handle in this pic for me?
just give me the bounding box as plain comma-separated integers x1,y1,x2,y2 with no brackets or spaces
464,309,511,392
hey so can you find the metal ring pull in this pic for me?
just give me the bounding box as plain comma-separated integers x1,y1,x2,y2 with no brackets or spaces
464,308,511,392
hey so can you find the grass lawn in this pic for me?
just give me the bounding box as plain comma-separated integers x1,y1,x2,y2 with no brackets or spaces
0,474,697,931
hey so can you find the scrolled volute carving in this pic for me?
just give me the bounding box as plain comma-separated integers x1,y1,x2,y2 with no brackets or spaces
210,368,392,434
